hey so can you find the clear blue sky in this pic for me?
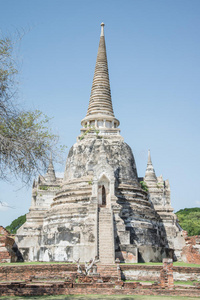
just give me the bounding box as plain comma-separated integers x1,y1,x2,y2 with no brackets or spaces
0,0,200,227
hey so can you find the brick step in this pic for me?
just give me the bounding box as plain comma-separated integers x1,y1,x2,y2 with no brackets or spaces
99,233,112,235
99,261,115,264
98,241,112,244
97,267,117,270
99,255,114,257
99,258,114,261
99,220,111,222
99,220,111,223
99,227,112,229
97,267,117,269
99,255,113,258
99,258,114,262
99,234,112,237
99,213,111,215
99,242,112,245
97,266,117,269
99,235,112,237
96,269,117,272
97,270,118,274
98,208,114,264
99,214,111,217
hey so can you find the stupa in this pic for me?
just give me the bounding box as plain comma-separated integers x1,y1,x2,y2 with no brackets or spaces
16,23,185,263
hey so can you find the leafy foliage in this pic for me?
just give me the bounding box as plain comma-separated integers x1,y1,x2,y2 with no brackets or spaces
6,214,26,234
0,35,65,183
140,181,148,192
79,125,100,140
176,207,200,236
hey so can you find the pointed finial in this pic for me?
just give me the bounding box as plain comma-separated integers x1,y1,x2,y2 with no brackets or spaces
80,21,120,135
144,149,157,182
45,154,56,182
148,149,152,165
101,22,105,36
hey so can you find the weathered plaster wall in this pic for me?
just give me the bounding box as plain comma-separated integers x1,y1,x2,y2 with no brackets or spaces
120,264,200,282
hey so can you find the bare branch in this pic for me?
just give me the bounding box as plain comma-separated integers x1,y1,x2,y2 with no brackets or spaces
0,35,66,184
0,200,15,209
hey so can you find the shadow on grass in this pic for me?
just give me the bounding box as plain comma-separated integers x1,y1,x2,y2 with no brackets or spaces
0,295,200,300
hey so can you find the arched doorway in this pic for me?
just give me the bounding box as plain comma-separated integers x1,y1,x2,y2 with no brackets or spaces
98,185,106,206
102,185,106,206
98,175,110,207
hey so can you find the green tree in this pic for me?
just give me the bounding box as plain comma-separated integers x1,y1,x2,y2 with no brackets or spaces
176,208,200,236
0,36,64,183
6,214,26,234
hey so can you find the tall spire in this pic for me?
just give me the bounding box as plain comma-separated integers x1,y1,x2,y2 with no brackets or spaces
147,149,152,165
45,154,56,183
86,22,114,118
144,150,157,182
81,23,120,136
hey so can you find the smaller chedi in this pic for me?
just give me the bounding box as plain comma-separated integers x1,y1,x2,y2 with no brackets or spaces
16,23,185,263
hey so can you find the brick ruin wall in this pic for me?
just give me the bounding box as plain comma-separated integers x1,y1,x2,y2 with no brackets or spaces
0,264,119,282
1,263,200,282
0,283,200,298
0,226,15,263
0,261,200,297
120,264,200,282
181,234,200,264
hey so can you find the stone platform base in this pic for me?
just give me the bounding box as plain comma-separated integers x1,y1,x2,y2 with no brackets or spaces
0,261,200,298
0,281,200,297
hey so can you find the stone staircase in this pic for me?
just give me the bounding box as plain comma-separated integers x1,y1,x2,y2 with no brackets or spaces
98,207,114,264
96,264,119,279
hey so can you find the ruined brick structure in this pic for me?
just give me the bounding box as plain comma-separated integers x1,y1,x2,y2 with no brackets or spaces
16,23,185,263
0,226,23,263
181,232,200,264
1,261,200,297
0,227,13,263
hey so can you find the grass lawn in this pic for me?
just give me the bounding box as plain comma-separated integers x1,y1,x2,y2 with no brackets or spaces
1,261,200,267
174,280,199,285
0,295,199,300
0,261,75,266
121,262,200,268
125,280,199,286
